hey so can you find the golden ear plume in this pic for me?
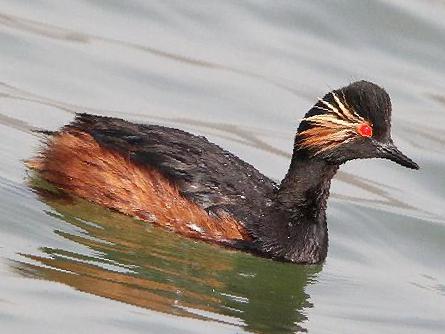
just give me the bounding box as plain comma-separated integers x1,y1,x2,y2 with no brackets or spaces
298,91,370,155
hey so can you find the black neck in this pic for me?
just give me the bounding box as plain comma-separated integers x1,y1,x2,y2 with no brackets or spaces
254,152,339,263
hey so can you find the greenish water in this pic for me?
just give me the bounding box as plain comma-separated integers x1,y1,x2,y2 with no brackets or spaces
0,1,444,333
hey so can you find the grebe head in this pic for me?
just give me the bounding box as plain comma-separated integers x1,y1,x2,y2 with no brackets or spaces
295,80,419,169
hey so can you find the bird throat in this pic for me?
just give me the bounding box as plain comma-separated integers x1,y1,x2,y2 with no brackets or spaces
254,153,339,263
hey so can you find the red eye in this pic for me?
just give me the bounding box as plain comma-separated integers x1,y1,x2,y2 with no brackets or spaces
357,123,373,137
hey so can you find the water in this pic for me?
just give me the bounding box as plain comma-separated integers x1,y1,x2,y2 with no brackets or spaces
0,1,444,333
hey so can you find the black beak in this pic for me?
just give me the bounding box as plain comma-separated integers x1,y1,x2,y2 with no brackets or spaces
377,142,419,170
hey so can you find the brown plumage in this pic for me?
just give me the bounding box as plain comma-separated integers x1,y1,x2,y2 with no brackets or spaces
29,130,250,242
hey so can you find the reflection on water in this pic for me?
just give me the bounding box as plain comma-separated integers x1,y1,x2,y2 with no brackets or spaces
14,176,320,333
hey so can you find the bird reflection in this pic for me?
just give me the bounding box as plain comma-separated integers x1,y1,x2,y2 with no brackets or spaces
13,176,322,333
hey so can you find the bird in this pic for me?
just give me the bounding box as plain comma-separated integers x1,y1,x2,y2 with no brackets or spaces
27,80,419,264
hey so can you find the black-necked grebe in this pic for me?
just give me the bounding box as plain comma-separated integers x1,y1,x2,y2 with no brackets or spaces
28,81,419,263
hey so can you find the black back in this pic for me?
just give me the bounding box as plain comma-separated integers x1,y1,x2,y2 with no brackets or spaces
67,113,276,227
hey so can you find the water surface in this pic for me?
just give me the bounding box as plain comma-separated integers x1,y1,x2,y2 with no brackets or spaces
0,1,444,333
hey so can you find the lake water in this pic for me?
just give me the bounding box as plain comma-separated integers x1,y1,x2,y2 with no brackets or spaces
0,1,444,333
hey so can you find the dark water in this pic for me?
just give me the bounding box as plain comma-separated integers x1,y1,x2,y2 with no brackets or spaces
0,1,444,333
